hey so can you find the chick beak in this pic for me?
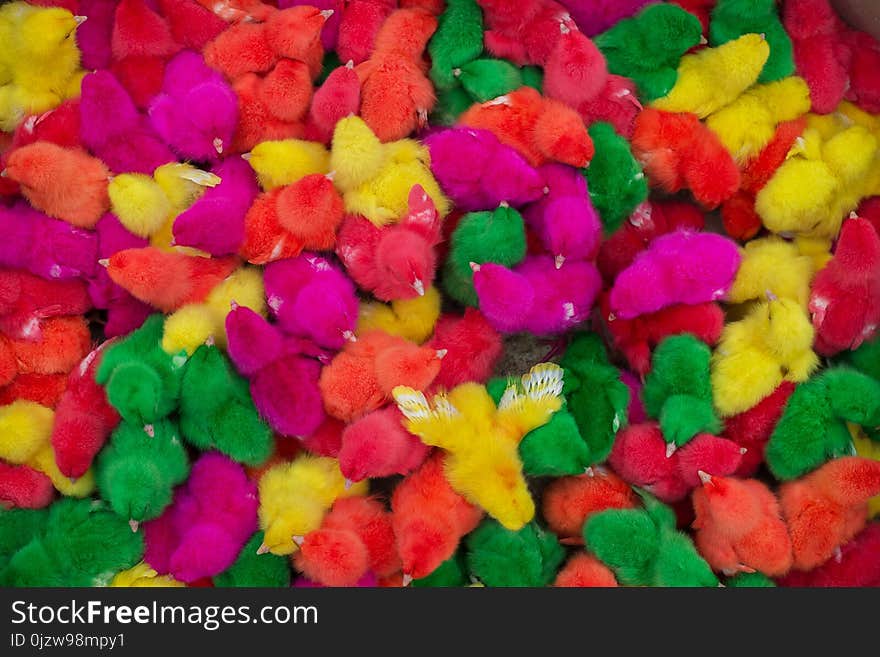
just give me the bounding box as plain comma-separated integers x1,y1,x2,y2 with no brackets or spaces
554,254,565,270
342,330,357,343
128,519,139,533
320,9,334,20
699,34,708,45
345,60,354,70
739,447,748,455
230,300,239,310
584,467,594,477
698,470,713,485
412,279,425,296
205,335,216,347
292,535,305,547
143,424,155,438
256,544,270,555
417,108,428,128
98,258,110,268
213,138,224,155
402,573,413,587
469,261,481,273
435,349,448,360
665,442,677,458
343,479,354,490
453,68,461,78
325,171,336,182
0,170,7,178
74,15,88,26
69,477,77,485
241,152,252,161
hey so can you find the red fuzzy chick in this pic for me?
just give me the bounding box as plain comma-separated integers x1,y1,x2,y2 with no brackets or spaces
722,382,796,478
336,1,395,65
102,248,239,313
692,474,793,576
355,8,437,141
778,523,880,587
542,469,638,542
0,462,55,509
808,216,880,355
306,61,361,144
50,345,120,480
319,330,444,423
336,185,442,302
554,553,619,587
631,108,740,208
425,309,503,389
294,496,400,586
608,423,744,502
338,405,431,483
0,270,90,341
0,374,69,409
391,453,483,580
1,316,91,381
780,457,880,571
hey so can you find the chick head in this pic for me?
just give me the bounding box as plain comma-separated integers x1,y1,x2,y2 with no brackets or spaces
763,297,815,363
20,9,82,58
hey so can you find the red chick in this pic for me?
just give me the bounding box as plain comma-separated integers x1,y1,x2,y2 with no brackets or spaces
542,469,638,543
778,523,880,587
0,462,55,509
722,382,796,477
425,309,503,390
0,269,91,341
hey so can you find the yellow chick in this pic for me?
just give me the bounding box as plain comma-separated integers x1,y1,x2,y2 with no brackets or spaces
0,4,85,131
0,400,95,496
108,174,172,238
652,33,770,119
144,164,221,254
162,266,266,355
836,101,880,134
110,562,185,587
793,235,834,272
246,139,330,191
706,77,810,164
851,424,880,518
356,286,441,344
257,455,368,556
727,236,816,307
394,363,564,531
711,298,819,417
329,116,450,225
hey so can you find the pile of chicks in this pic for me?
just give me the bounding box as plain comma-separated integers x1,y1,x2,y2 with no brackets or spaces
1,0,880,588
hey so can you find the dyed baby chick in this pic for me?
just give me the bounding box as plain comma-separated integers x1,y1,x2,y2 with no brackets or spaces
395,363,564,530
765,368,880,480
426,309,503,389
610,230,741,319
727,236,817,308
173,158,260,256
295,496,400,587
338,405,431,483
321,329,444,422
692,474,793,576
95,314,186,427
143,453,257,583
4,142,110,229
329,116,450,225
465,519,564,587
264,254,357,350
584,122,648,234
542,470,637,542
246,139,330,192
809,217,880,355
257,455,368,556
643,335,721,450
609,423,744,503
458,86,595,169
110,561,184,588
0,4,85,132
585,491,719,587
652,33,770,118
723,382,796,477
428,0,484,91
226,306,327,438
0,269,90,340
780,457,880,571
555,553,619,587
0,463,53,510
306,61,361,144
594,3,704,102
0,499,143,587
425,127,544,212
712,297,819,420
443,203,527,307
357,287,442,345
710,0,793,83
778,523,880,587
95,419,189,528
51,345,120,480
214,532,291,588
179,345,272,466
391,452,483,580
149,50,238,162
356,8,438,141
162,267,266,357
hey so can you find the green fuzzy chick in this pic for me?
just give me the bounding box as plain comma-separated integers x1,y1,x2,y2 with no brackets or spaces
561,332,630,463
456,58,523,103
709,0,794,83
765,368,880,480
0,508,47,572
179,344,273,466
595,3,704,101
584,491,718,587
466,519,565,587
726,572,776,587
0,499,143,587
412,552,470,587
443,204,527,306
429,0,484,91
214,532,291,588
643,334,720,448
432,85,476,125
583,122,648,235
840,336,880,440
96,314,187,425
95,418,190,524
